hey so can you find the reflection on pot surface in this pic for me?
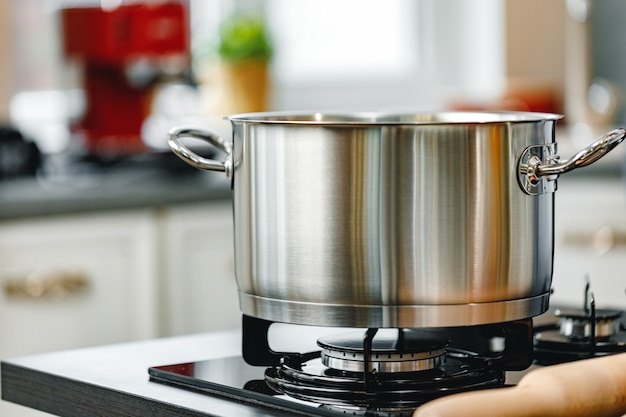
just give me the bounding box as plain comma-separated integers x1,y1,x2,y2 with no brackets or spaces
169,111,625,328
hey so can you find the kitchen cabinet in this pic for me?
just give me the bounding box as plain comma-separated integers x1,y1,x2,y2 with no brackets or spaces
551,177,626,309
0,209,159,354
159,201,240,336
0,198,239,351
0,199,238,416
0,209,159,417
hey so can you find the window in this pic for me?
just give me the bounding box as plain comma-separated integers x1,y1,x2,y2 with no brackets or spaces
264,0,504,111
265,0,426,110
267,0,419,83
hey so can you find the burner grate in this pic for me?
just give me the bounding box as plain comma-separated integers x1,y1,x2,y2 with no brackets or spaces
265,349,506,413
534,279,626,365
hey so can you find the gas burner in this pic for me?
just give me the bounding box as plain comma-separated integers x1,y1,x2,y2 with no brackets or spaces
534,279,626,365
555,307,622,340
265,346,505,416
254,321,532,416
318,329,448,373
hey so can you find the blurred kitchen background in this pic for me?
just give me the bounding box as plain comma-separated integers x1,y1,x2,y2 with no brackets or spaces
0,0,625,398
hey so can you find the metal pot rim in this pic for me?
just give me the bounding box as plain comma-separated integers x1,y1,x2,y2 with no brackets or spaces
226,110,564,126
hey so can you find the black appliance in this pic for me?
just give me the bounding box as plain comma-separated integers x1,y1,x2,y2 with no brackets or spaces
150,316,534,417
149,282,625,417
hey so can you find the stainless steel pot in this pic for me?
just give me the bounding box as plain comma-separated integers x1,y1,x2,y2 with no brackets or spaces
168,111,625,328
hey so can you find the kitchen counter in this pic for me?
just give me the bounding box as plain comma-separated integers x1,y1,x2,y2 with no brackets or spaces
0,157,232,220
1,330,301,417
1,312,565,417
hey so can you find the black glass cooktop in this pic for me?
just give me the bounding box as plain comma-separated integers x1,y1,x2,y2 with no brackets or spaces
149,356,344,417
149,353,508,417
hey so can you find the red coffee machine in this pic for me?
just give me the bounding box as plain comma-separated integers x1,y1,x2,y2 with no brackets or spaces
61,2,190,156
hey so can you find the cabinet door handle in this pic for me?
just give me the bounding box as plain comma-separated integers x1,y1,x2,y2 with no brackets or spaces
3,268,89,299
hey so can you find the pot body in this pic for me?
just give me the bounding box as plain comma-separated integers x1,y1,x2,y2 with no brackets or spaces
227,112,558,327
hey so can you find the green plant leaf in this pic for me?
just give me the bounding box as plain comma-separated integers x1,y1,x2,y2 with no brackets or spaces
218,14,273,61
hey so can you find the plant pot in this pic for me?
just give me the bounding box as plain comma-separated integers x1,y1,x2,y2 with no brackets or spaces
218,59,270,114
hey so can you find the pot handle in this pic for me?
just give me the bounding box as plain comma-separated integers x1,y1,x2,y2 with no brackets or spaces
168,126,232,177
518,128,626,195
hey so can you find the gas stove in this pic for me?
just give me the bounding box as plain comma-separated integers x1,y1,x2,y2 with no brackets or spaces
149,279,626,416
150,315,534,417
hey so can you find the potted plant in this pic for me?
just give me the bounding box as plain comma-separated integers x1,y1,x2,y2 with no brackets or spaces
215,13,273,114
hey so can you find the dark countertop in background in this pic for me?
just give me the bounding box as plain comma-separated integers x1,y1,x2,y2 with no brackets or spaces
0,153,232,220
